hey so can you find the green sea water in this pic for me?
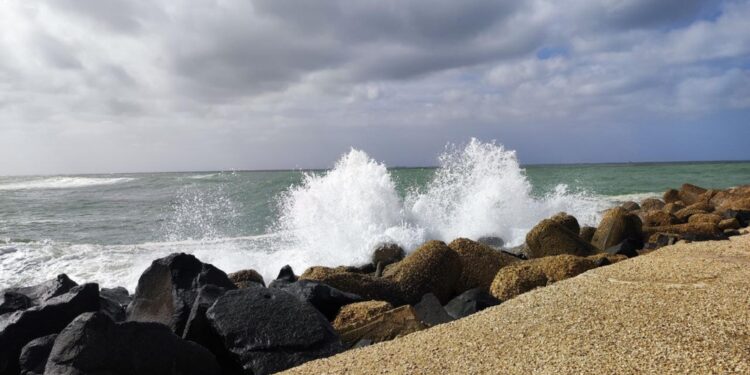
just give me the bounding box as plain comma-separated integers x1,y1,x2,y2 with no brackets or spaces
1,142,748,290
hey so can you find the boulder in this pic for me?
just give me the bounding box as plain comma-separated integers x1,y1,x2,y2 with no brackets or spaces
720,197,750,211
18,334,56,375
640,198,665,212
718,218,741,230
721,209,750,227
412,293,453,327
662,202,685,214
272,280,363,320
678,184,708,206
383,240,462,304
489,254,624,301
674,208,709,222
591,207,643,251
300,267,405,306
605,238,640,258
579,226,597,243
0,283,99,375
46,312,220,375
332,301,393,332
447,238,519,293
206,288,342,375
0,292,32,315
267,265,299,288
476,236,505,249
525,218,599,259
663,189,680,204
4,274,77,306
688,213,722,226
550,212,581,235
228,269,265,288
642,223,722,241
371,243,406,267
444,288,501,319
640,211,678,227
181,285,237,374
621,201,640,211
126,253,236,336
337,306,426,348
99,287,131,322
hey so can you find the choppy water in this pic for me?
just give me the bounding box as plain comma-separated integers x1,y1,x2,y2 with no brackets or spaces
1,139,748,290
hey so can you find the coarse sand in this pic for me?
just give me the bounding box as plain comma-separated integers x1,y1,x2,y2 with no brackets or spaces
283,234,750,374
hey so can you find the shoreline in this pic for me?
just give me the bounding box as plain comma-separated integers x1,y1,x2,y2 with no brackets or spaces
284,232,750,374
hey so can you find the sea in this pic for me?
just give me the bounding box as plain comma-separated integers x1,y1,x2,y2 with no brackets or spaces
1,139,749,290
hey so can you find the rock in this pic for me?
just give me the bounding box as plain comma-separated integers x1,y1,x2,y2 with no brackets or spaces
181,285,237,374
621,201,640,211
413,293,453,327
721,209,750,227
267,265,298,288
663,189,680,204
383,240,462,304
332,301,393,332
0,292,32,315
447,238,519,293
718,218,741,230
674,208,709,222
721,197,750,211
126,253,236,336
662,202,685,214
476,236,505,249
579,226,597,243
98,287,130,322
272,280,363,320
337,306,426,348
688,213,722,226
526,218,600,259
550,212,580,235
4,274,78,306
489,254,623,301
646,233,681,249
605,238,640,258
678,183,708,206
228,269,266,288
100,287,130,307
206,288,342,375
18,334,56,375
444,288,501,319
641,211,678,227
502,244,529,259
301,267,405,306
642,223,722,241
0,283,99,375
372,243,406,267
591,207,643,251
640,198,665,212
46,312,220,375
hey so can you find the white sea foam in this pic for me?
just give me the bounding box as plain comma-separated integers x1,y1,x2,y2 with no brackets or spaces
0,177,135,191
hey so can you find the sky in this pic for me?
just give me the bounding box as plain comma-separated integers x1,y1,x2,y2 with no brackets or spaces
0,0,749,175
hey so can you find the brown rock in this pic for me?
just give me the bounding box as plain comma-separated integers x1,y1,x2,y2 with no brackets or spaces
640,198,665,212
687,213,722,226
227,269,265,288
678,184,708,206
718,218,740,231
447,238,520,293
550,212,580,235
337,305,426,347
525,218,599,259
642,223,720,239
662,202,685,214
383,240,462,304
332,301,393,332
641,211,677,227
591,207,643,251
621,201,640,211
301,266,405,305
579,226,596,243
674,208,709,222
663,189,680,204
371,243,406,267
489,254,623,301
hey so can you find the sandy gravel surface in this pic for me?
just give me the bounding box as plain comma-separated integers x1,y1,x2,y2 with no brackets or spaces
284,234,750,374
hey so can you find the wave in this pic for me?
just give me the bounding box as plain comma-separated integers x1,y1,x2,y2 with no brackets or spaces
0,177,135,191
602,192,661,204
276,138,610,271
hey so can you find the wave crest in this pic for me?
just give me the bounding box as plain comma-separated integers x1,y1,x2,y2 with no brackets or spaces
0,177,135,191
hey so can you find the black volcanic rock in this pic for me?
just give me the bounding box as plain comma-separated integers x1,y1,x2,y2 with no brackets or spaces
267,264,298,288
126,253,236,336
0,292,32,315
45,312,220,375
444,288,501,319
18,334,56,375
206,288,342,375
0,283,99,375
271,280,363,320
5,274,78,306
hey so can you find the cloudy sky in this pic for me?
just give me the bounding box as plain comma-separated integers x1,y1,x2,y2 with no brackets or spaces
1,0,749,174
